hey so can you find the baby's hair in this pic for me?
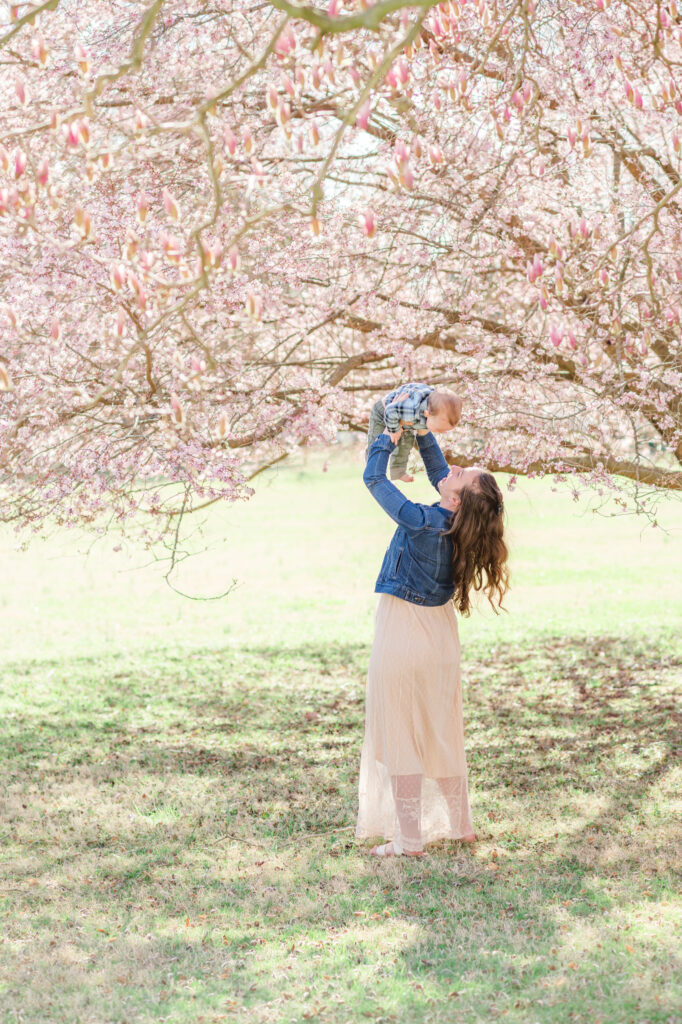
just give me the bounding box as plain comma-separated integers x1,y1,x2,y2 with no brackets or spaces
428,389,462,426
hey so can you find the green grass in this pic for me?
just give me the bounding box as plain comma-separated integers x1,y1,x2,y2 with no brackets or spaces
1,446,681,1023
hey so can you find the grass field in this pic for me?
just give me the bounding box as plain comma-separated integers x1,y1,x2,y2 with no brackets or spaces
1,446,681,1024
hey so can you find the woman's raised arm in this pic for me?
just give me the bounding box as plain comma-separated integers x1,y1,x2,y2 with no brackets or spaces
415,431,450,493
363,433,430,534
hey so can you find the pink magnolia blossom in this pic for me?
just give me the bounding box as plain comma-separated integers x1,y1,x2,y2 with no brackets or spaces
0,0,679,547
162,188,180,221
358,209,376,237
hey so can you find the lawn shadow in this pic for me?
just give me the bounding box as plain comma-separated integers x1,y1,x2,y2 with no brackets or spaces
1,636,680,1023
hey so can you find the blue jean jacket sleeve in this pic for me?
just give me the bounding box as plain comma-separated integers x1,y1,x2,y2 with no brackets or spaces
363,434,430,534
416,431,450,492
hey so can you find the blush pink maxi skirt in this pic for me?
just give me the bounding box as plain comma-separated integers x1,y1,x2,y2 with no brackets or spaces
355,594,474,853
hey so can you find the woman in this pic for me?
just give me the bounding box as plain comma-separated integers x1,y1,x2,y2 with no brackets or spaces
356,426,509,857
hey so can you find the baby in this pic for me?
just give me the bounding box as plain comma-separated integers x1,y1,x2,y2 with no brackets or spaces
366,382,462,482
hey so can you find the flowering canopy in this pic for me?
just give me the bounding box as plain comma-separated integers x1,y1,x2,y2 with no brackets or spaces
1,0,681,544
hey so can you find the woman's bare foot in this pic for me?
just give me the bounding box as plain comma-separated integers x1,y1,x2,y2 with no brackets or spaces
460,833,476,843
369,842,424,857
399,473,414,483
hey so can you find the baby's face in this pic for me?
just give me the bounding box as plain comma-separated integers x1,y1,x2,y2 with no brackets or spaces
426,410,458,434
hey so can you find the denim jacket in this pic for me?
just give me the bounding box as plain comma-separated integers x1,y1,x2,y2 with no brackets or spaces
363,431,455,606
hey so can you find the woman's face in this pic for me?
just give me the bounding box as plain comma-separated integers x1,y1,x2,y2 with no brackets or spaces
438,464,482,509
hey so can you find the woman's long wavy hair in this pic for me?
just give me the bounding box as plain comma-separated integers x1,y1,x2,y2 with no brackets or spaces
444,472,510,616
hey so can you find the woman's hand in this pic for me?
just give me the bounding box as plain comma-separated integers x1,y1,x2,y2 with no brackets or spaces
416,429,429,436
384,427,403,444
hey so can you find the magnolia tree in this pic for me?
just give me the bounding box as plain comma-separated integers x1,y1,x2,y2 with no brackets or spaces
1,0,681,555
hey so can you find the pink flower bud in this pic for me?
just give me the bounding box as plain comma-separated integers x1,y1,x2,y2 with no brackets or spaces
31,34,49,66
250,158,265,187
578,352,588,367
567,332,578,351
599,267,608,286
73,206,91,238
162,233,183,263
399,165,414,189
431,90,442,111
224,127,237,156
116,306,126,336
411,136,423,159
216,412,229,440
568,127,577,148
190,355,206,374
397,57,409,85
503,105,512,123
550,325,563,348
170,394,185,425
394,139,409,165
386,67,399,90
242,126,254,155
274,25,296,56
227,245,241,273
309,119,320,146
281,73,296,98
162,188,180,221
0,364,12,391
356,100,371,130
14,149,27,178
267,84,278,111
245,293,263,320
358,209,376,238
36,158,49,186
579,217,589,239
275,101,291,127
14,79,29,106
136,192,149,224
73,41,90,75
50,318,61,342
132,109,150,132
639,338,648,356
310,216,322,236
522,81,532,104
328,0,341,16
633,88,643,109
111,264,126,291
65,121,80,148
428,144,444,166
